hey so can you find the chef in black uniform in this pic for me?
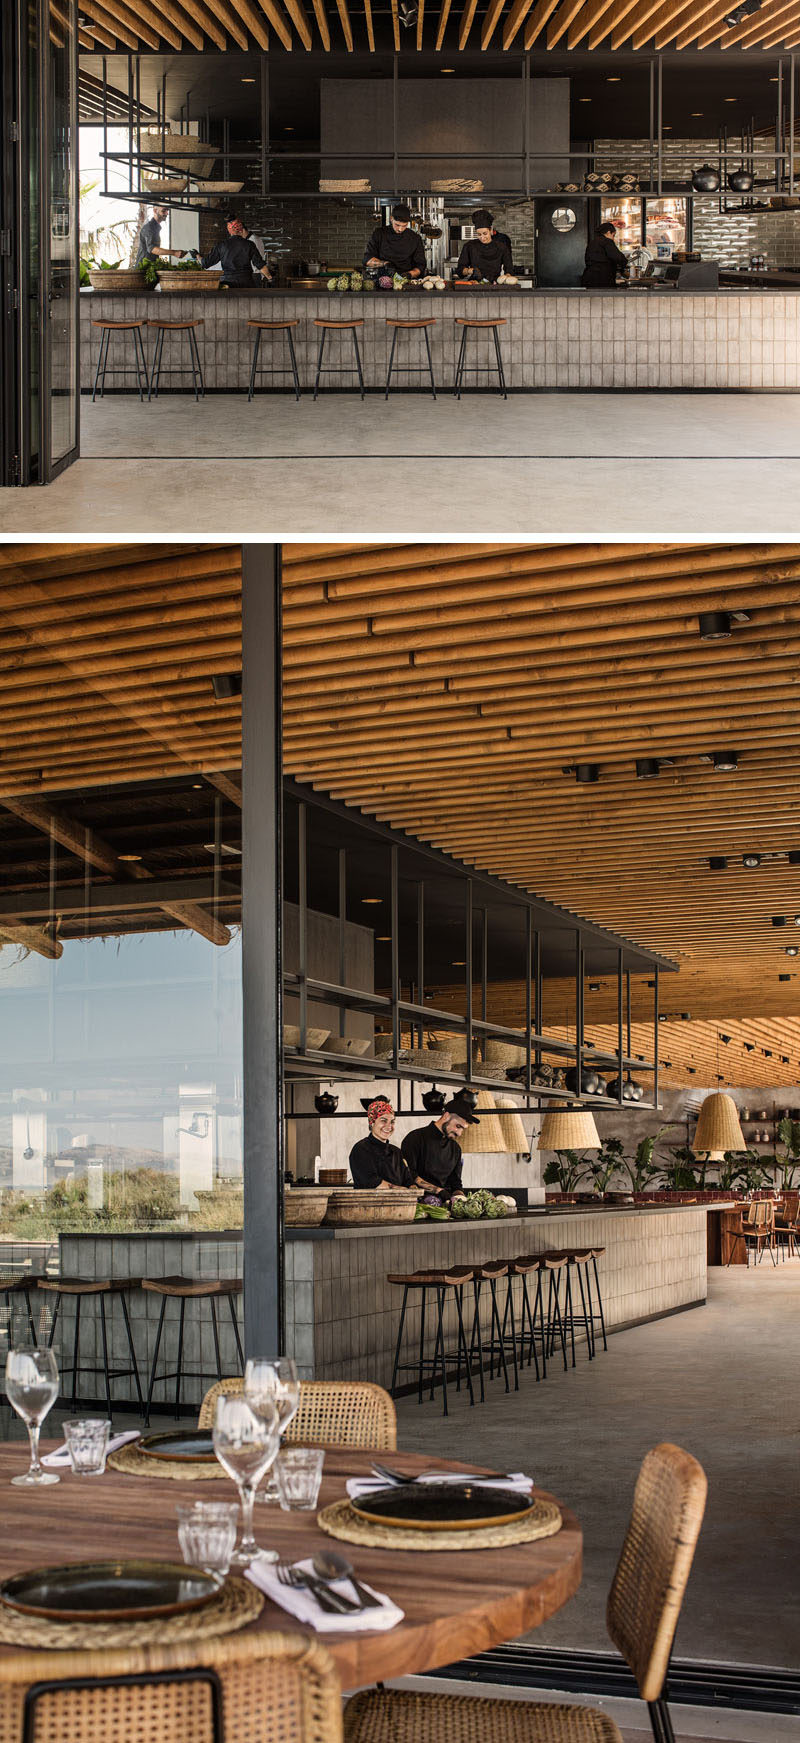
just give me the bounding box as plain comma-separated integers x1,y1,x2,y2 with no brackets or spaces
581,221,629,288
401,1091,478,1201
364,204,426,278
200,218,273,289
349,1097,415,1190
456,210,514,283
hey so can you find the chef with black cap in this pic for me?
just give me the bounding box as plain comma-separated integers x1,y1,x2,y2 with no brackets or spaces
400,1090,478,1201
364,204,426,278
349,1097,415,1190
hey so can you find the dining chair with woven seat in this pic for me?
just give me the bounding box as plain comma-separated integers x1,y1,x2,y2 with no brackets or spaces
0,1626,343,1743
774,1189,798,1259
344,1441,708,1743
198,1377,397,1449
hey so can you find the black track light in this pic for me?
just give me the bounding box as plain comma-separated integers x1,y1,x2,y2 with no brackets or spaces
742,853,761,869
779,973,791,981
720,1033,731,1043
635,758,660,779
772,916,788,927
743,1042,755,1051
574,762,599,784
764,1049,773,1058
789,852,800,866
699,610,733,640
588,981,601,992
708,856,728,870
681,1012,691,1020
211,672,242,700
712,751,738,772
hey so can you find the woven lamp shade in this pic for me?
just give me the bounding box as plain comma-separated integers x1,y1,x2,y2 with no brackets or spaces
458,1090,506,1154
692,1093,745,1155
496,1094,531,1155
538,1107,601,1151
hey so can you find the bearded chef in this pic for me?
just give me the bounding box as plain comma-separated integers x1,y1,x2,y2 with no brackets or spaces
400,1090,479,1201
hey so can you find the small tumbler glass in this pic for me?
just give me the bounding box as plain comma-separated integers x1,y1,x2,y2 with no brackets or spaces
176,1502,239,1575
275,1447,325,1511
62,1418,111,1476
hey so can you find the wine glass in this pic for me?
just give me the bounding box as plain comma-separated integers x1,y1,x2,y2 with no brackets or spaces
5,1347,60,1487
212,1392,280,1565
244,1358,299,1506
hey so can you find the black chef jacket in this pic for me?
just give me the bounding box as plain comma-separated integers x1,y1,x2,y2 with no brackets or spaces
201,235,267,287
456,235,513,282
349,1133,414,1190
364,225,426,276
581,236,628,289
401,1121,463,1195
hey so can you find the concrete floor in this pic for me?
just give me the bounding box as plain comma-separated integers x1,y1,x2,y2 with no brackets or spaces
394,1262,800,1673
1,391,800,533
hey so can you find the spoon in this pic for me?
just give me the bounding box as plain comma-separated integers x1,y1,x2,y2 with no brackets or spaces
312,1551,382,1608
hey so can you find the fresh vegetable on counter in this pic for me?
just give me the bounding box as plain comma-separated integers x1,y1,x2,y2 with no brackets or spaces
450,1189,514,1220
415,1201,450,1220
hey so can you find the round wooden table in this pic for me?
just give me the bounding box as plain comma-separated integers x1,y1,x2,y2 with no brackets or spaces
0,1443,581,1690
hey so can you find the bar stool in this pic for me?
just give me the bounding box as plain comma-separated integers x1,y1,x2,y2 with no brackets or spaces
385,318,437,399
469,1261,518,1396
515,1253,569,1374
147,319,205,402
247,319,301,401
0,1274,40,1346
91,320,149,401
38,1278,143,1418
502,1256,542,1382
453,317,508,399
388,1267,475,1416
313,319,365,400
143,1276,244,1424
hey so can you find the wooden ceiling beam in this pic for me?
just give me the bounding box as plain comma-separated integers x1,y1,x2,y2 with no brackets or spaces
701,0,799,47
0,923,62,961
458,0,481,47
586,0,641,45
308,0,332,47
548,0,594,43
81,1,158,49
502,0,537,45
333,0,354,48
524,0,569,45
674,0,732,48
481,0,507,45
142,0,214,49
567,0,618,47
281,0,314,47
434,0,452,46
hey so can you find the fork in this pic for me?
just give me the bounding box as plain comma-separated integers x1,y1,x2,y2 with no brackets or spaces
276,1563,360,1614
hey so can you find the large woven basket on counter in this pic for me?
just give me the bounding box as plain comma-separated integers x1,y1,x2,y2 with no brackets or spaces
88,269,150,292
325,1188,418,1226
285,1187,331,1228
158,270,220,292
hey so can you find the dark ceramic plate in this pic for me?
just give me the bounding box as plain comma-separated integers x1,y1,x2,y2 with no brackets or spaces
138,1429,217,1464
0,1560,222,1622
351,1482,536,1532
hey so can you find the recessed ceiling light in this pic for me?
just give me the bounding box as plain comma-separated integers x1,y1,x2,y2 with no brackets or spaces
786,945,799,956
712,751,738,772
691,112,704,117
285,125,294,131
440,66,455,72
699,609,733,640
724,97,738,103
241,77,255,82
377,935,391,942
451,959,466,966
794,915,800,925
779,973,791,981
579,97,592,103
742,853,761,868
118,853,142,862
607,75,621,82
588,981,601,992
361,897,382,904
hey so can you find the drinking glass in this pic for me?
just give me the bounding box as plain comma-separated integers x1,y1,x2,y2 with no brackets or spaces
244,1357,299,1506
62,1418,111,1476
212,1392,280,1565
275,1447,325,1512
176,1501,239,1575
5,1347,60,1486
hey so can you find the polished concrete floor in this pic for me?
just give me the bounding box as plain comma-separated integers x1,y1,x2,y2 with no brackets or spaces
1,391,800,533
394,1261,800,1673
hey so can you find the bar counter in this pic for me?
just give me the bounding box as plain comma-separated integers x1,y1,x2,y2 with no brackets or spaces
80,286,800,391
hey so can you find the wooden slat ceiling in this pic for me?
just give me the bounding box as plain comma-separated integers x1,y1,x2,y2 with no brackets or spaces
2,540,800,1086
74,0,800,51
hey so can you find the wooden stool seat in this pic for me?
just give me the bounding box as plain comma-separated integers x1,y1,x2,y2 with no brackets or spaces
313,318,364,329
388,1267,474,1288
247,318,300,330
473,1260,508,1279
0,1272,40,1291
147,319,204,332
142,1275,242,1299
38,1276,140,1295
91,319,145,331
91,320,149,400
454,317,508,328
386,318,437,328
384,314,437,397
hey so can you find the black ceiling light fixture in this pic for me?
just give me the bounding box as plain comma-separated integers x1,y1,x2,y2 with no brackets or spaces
786,946,799,956
211,672,242,700
698,608,751,639
724,0,761,25
720,1033,731,1043
708,856,728,870
635,758,661,779
742,853,761,869
779,973,792,981
399,0,418,23
712,751,739,772
572,762,600,784
772,915,788,927
743,1042,755,1051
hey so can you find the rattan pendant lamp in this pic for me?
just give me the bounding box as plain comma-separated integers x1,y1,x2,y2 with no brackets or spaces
458,1089,506,1153
538,1106,601,1151
495,1094,531,1155
691,1092,745,1156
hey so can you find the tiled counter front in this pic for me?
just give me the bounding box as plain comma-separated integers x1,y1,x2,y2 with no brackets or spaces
80,289,800,391
54,1232,243,1411
287,1206,709,1389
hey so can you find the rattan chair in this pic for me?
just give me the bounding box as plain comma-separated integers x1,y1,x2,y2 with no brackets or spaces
198,1377,397,1449
344,1442,708,1743
0,1628,342,1743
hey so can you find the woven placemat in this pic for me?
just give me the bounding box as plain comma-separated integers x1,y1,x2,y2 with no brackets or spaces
317,1495,562,1551
0,1575,263,1650
109,1443,227,1481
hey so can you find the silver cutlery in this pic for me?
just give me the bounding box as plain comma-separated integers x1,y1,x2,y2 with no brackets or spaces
312,1550,382,1608
370,1461,517,1487
276,1562,361,1614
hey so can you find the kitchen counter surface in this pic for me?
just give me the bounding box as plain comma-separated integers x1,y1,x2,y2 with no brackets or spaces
80,287,800,391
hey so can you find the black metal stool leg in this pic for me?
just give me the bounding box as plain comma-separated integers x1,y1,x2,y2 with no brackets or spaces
174,1297,186,1420
435,1285,448,1416
23,1288,38,1347
92,329,109,401
71,1293,81,1409
99,1292,113,1420
286,330,301,400
390,1285,409,1397
575,1261,593,1358
470,1279,486,1402
454,328,468,397
188,326,204,398
454,1285,475,1406
47,1293,61,1350
352,330,365,400
564,1267,577,1368
493,325,508,398
417,1286,427,1404
424,325,437,399
549,1272,569,1372
506,1276,520,1391
248,330,262,401
532,1270,547,1378
313,330,326,399
148,328,163,401
591,1255,608,1350
384,328,398,399
489,1280,510,1392
119,1290,144,1410
133,326,148,400
145,1294,167,1426
229,1292,244,1368
210,1296,222,1380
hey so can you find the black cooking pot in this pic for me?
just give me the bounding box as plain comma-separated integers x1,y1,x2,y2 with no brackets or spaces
422,1085,446,1114
728,167,754,193
314,1092,338,1115
692,164,721,193
564,1066,599,1096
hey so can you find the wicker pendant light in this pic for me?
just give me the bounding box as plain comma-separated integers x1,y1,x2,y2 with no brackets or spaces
692,1092,745,1155
458,1090,506,1154
495,1094,531,1155
538,1106,601,1151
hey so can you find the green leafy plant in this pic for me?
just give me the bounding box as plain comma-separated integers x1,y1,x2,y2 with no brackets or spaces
718,1149,770,1193
586,1136,625,1196
660,1144,702,1191
774,1117,800,1190
542,1149,589,1193
618,1124,676,1193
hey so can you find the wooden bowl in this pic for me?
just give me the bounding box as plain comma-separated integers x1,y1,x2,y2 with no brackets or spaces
284,1188,331,1228
157,271,219,292
325,1036,371,1056
318,1168,349,1187
324,1188,418,1226
88,269,149,292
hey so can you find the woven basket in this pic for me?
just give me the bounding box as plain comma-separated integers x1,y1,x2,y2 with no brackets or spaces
88,269,149,292
158,271,220,292
325,1036,372,1057
283,1024,330,1051
142,129,217,178
142,177,189,197
284,1187,331,1227
484,1037,526,1067
404,1047,453,1070
324,1188,418,1226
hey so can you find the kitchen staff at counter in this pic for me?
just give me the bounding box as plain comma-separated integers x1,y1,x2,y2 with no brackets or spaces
349,1097,415,1190
581,221,629,289
400,1091,478,1201
200,215,273,288
456,210,514,282
364,203,426,278
134,205,185,268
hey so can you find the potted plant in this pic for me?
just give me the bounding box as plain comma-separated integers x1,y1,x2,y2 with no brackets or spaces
157,257,220,292
617,1125,675,1199
85,256,157,293
585,1136,625,1198
659,1145,702,1194
542,1148,589,1201
774,1117,800,1192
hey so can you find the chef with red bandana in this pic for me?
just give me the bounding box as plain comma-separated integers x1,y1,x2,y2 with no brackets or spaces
348,1097,415,1190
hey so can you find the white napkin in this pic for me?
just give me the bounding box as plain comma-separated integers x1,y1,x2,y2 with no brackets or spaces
42,1429,141,1469
245,1556,404,1634
347,1470,533,1500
